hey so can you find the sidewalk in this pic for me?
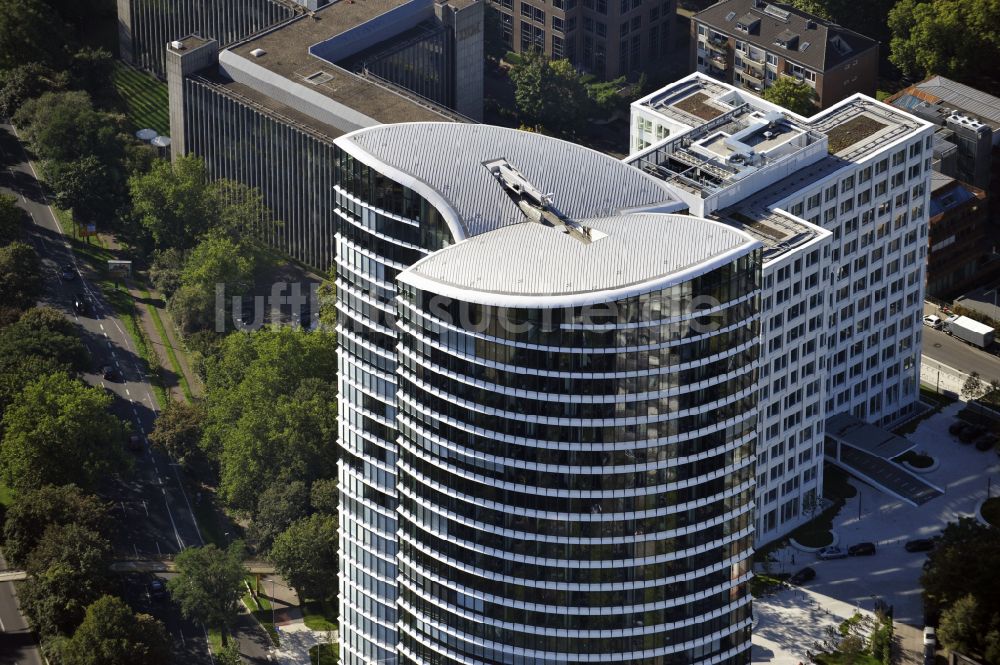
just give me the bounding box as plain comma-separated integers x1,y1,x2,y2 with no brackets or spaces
249,575,337,665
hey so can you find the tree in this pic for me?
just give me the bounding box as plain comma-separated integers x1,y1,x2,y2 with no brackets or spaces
783,0,832,19
250,479,309,551
201,329,338,512
0,62,67,118
920,517,1000,634
0,241,43,310
0,0,68,70
0,317,90,375
0,373,126,492
168,232,260,333
961,371,988,415
167,542,246,644
129,156,271,251
19,523,112,636
213,642,242,665
509,51,591,134
762,77,816,116
128,155,214,250
270,514,338,602
44,155,116,225
17,305,77,337
938,594,981,655
310,477,338,515
888,0,1000,81
0,192,25,246
2,484,109,568
148,248,185,299
13,91,124,166
148,400,204,468
54,595,171,665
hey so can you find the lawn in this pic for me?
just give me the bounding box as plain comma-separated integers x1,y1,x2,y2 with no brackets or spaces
303,600,338,632
309,643,339,665
243,580,279,646
112,63,170,136
983,497,1000,527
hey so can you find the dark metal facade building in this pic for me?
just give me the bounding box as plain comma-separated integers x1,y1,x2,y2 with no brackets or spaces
180,75,339,272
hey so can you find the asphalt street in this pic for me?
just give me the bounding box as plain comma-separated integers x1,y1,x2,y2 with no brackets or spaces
921,323,1000,384
0,550,42,665
0,123,211,665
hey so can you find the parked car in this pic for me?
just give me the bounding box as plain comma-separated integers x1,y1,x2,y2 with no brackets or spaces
905,538,936,553
848,542,877,556
817,546,847,560
126,434,143,452
974,433,998,451
148,578,167,601
101,365,118,381
923,315,943,329
948,421,966,436
789,567,816,585
60,264,76,281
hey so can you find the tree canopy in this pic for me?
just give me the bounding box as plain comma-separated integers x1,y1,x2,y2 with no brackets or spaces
0,192,24,246
52,595,171,665
167,542,246,643
149,400,204,468
889,0,1000,81
19,522,113,636
129,155,271,251
270,513,338,602
922,518,1000,659
0,373,126,492
250,478,309,551
762,77,816,116
508,51,625,135
0,0,69,70
2,483,109,568
168,232,261,334
201,329,338,513
0,240,43,311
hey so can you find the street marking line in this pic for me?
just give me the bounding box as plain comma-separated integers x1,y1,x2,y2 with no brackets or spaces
161,486,185,551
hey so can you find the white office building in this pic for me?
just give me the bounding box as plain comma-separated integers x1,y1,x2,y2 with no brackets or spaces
628,73,935,542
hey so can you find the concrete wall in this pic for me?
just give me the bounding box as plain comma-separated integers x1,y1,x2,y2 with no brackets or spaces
167,38,221,161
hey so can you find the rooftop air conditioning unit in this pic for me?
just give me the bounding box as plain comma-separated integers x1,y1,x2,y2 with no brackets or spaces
170,40,185,50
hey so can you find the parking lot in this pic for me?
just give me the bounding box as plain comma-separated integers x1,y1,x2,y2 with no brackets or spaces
753,399,1000,658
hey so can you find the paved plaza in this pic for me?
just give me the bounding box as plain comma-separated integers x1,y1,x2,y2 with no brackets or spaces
753,395,1000,660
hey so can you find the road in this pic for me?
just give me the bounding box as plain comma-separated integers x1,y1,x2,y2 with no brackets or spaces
0,122,211,665
0,551,42,665
922,303,1000,384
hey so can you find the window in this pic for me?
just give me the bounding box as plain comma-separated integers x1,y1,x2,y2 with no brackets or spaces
596,21,606,37
620,0,628,12
766,52,777,65
620,22,629,37
584,16,593,31
552,33,564,55
553,15,564,32
521,2,532,16
596,0,607,13
650,6,659,20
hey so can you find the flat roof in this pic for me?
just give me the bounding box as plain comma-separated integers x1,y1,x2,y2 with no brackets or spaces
400,213,759,306
889,75,1000,130
826,412,915,459
224,0,461,126
337,123,683,241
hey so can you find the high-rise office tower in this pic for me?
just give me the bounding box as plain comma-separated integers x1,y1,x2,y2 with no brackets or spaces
333,122,763,663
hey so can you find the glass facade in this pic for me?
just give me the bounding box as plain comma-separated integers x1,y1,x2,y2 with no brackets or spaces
393,252,761,664
121,0,295,77
182,77,339,272
333,146,454,665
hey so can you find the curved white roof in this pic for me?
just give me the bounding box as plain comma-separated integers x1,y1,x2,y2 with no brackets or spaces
335,123,683,241
398,213,760,308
